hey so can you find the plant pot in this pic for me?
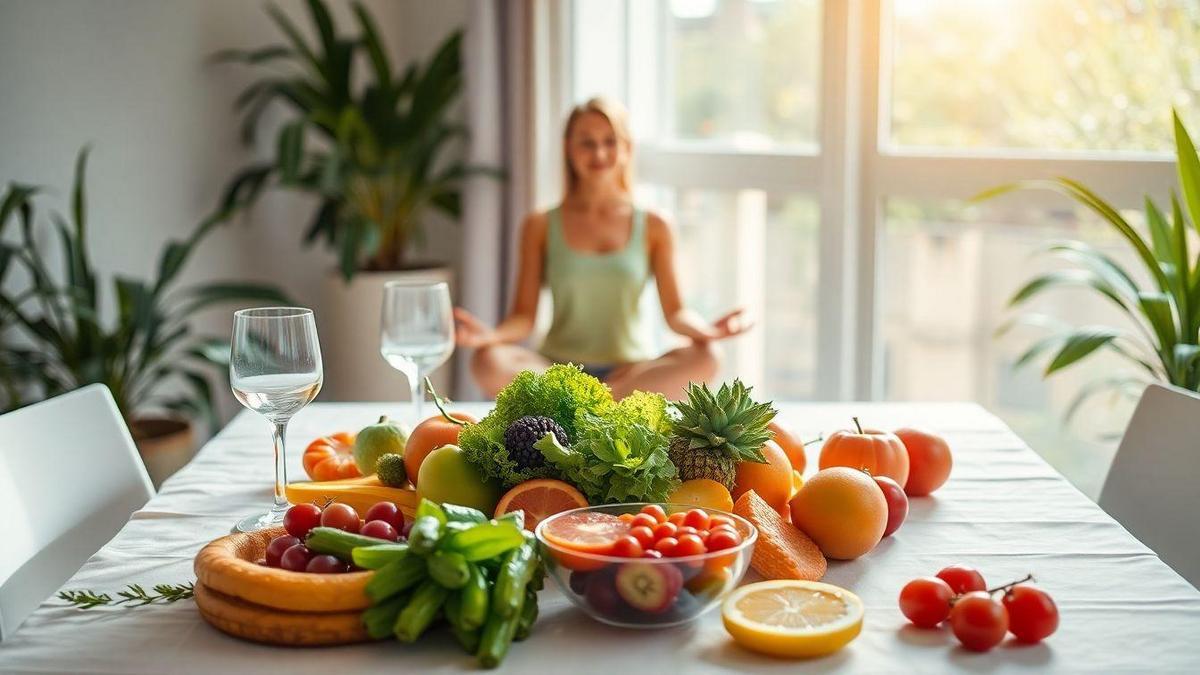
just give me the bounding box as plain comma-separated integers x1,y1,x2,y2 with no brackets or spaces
318,266,456,411
131,417,195,489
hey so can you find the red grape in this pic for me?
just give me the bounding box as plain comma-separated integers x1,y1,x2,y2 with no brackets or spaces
283,503,322,539
306,554,349,574
364,501,405,532
279,544,314,572
899,577,955,627
874,475,909,538
1003,585,1059,643
937,564,987,594
265,535,301,567
360,520,399,542
950,592,1009,652
320,503,361,533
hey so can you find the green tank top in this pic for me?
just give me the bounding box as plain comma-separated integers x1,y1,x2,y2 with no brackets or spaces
540,206,653,365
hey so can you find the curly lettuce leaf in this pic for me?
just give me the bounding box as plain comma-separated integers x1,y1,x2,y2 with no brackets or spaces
544,408,679,504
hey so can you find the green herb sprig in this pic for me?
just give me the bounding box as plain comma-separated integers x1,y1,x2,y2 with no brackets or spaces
58,582,195,609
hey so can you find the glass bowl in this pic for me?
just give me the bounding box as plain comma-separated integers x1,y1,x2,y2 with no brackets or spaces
535,503,758,628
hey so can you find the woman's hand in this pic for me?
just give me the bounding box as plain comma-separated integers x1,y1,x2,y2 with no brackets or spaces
704,307,753,341
453,307,497,348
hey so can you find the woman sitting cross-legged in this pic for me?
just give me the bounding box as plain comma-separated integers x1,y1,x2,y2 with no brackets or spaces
454,97,751,400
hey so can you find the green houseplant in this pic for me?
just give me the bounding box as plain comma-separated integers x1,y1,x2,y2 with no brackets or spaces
215,0,479,279
980,110,1200,417
0,149,291,433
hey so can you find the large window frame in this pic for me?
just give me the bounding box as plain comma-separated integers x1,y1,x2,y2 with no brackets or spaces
548,0,1179,401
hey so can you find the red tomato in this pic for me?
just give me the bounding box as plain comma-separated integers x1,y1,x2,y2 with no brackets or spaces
950,592,1009,652
874,475,909,538
629,525,655,549
618,513,635,524
675,526,700,538
667,512,687,526
683,509,711,530
1003,585,1059,643
640,504,668,523
653,522,678,540
630,513,658,530
654,537,679,556
706,529,741,551
899,577,954,627
283,504,322,539
611,535,645,558
643,549,664,559
673,534,707,557
320,503,362,533
937,564,986,595
708,515,736,529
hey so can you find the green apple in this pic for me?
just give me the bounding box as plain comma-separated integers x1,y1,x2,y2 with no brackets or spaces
416,444,502,513
353,415,409,475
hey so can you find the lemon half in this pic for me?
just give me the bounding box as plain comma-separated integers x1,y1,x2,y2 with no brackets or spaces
722,580,864,658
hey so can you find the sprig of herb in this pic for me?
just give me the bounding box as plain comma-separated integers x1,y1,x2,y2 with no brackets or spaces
58,582,195,609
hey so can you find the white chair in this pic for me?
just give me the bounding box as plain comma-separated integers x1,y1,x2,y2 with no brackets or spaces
1099,383,1200,589
0,384,154,641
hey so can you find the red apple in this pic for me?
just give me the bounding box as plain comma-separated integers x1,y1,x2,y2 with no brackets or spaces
874,475,908,538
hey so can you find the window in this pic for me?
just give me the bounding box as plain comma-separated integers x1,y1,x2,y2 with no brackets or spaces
559,0,1195,493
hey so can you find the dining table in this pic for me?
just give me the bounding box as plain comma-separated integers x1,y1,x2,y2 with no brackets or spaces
2,400,1199,674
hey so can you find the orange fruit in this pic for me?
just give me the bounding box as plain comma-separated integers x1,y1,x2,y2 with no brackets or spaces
403,411,478,486
540,510,630,572
789,467,887,560
732,440,793,517
894,427,952,496
733,490,826,581
668,479,734,512
791,470,804,497
494,479,588,531
770,421,807,475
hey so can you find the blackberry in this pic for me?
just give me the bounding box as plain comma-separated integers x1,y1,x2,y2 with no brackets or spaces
503,415,568,470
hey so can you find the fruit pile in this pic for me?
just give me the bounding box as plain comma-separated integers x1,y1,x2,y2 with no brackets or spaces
263,501,407,574
541,505,749,626
900,565,1059,652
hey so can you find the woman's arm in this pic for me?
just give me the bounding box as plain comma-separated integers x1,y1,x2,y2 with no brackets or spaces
648,212,752,342
455,213,547,347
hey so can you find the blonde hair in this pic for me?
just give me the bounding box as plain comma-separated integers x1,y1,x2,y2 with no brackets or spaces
562,97,634,196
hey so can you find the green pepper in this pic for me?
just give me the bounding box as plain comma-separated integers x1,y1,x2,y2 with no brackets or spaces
476,595,525,668
444,521,524,562
407,515,443,555
351,543,409,570
415,498,447,526
451,623,481,654
444,590,465,629
361,591,411,639
443,503,488,524
514,588,539,642
427,549,470,589
364,554,426,602
492,541,537,618
459,563,490,630
393,579,449,643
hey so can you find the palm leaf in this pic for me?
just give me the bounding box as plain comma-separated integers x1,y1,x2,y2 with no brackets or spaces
1175,109,1200,238
1043,328,1122,376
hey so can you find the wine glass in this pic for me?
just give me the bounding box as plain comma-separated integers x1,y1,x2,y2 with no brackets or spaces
230,307,323,532
380,280,454,424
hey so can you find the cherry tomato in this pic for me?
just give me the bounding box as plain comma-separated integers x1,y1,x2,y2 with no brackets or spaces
629,525,655,548
363,501,405,532
643,549,664,559
937,564,986,595
673,533,707,557
667,512,687,526
654,537,679,556
618,513,635,524
320,503,362,533
630,513,658,530
265,535,301,567
709,524,739,541
611,535,645,558
675,526,700,538
360,520,399,542
950,592,1009,652
899,577,955,627
698,529,711,541
706,529,741,551
283,503,322,539
640,504,668,524
1003,585,1059,643
279,544,314,572
708,514,736,529
653,522,678,540
683,509,711,530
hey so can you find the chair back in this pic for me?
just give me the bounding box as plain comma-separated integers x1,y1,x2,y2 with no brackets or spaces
1100,383,1200,589
0,384,153,640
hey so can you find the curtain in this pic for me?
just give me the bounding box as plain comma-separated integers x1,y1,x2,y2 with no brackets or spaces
458,1,537,399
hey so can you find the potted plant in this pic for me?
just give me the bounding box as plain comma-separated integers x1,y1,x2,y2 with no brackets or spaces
214,0,489,401
0,149,291,486
980,110,1200,420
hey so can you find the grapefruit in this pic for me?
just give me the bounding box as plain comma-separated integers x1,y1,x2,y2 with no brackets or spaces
494,479,588,531
789,467,887,560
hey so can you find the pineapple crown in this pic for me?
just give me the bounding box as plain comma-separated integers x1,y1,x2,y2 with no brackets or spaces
671,379,777,463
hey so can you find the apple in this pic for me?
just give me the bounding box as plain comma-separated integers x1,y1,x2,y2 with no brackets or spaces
874,475,908,538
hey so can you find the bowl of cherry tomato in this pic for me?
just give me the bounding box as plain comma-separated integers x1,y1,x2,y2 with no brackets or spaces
535,503,757,628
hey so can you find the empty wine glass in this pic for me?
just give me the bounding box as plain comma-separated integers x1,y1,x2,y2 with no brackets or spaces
230,307,323,532
380,281,454,424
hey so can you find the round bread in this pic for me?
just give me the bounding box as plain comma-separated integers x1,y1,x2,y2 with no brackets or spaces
193,582,371,646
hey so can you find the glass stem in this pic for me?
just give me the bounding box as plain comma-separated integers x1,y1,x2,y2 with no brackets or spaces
411,368,424,425
272,420,290,513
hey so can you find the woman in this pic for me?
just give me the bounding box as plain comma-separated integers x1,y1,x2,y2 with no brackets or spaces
454,97,750,399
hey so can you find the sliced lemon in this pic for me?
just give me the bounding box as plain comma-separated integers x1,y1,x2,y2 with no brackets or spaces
722,580,864,658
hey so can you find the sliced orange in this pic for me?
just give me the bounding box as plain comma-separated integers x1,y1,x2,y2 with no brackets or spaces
668,478,735,512
494,479,589,531
733,490,827,582
539,510,630,572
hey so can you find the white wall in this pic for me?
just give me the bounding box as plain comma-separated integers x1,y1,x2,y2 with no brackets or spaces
0,0,468,422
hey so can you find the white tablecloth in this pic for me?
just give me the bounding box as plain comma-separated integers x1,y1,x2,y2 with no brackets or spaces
3,402,1199,673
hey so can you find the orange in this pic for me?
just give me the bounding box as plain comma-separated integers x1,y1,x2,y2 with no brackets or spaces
494,479,588,531
732,440,793,517
540,510,630,572
404,411,478,485
789,467,887,560
770,421,807,475
733,491,826,581
668,479,734,512
791,470,804,497
894,427,952,496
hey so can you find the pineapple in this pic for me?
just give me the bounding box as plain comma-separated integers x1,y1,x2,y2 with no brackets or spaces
668,380,777,490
